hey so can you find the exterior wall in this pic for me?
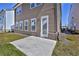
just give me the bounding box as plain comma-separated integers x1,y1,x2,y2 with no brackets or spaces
14,3,61,39
69,3,79,31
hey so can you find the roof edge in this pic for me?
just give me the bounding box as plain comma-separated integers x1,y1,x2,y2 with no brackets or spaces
13,3,23,9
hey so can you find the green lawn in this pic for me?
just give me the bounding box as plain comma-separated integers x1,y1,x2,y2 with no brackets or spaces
52,35,79,56
2,33,79,56
0,33,26,56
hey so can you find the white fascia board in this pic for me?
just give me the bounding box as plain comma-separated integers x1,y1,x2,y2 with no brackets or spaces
13,3,23,10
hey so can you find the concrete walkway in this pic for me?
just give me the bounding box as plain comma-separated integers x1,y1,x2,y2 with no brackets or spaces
10,36,57,56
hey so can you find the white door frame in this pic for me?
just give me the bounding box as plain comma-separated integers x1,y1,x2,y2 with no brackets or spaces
41,15,49,37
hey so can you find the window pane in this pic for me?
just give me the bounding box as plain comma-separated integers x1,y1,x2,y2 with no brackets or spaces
20,24,22,30
25,21,28,25
31,3,35,8
31,19,36,31
32,26,35,31
20,21,23,30
15,22,18,30
43,23,47,34
16,6,22,15
24,20,28,30
32,20,35,25
36,3,41,6
25,26,27,30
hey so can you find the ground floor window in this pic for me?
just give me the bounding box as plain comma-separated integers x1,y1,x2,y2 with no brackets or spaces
24,20,28,31
15,21,18,30
19,20,23,31
31,18,36,32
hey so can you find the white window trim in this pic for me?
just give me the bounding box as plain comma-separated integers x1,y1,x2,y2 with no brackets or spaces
24,20,28,31
19,20,23,31
30,3,42,9
41,15,49,37
31,18,36,32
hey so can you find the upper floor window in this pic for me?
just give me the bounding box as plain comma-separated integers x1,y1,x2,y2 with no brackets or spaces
36,3,41,6
30,3,42,9
16,6,22,15
30,3,35,8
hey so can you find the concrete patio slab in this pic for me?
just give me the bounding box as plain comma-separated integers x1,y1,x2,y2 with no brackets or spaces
10,36,57,56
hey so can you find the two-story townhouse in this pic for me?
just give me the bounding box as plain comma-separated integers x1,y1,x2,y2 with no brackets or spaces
14,3,61,39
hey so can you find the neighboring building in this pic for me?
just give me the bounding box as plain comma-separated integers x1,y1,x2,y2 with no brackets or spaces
13,3,61,39
0,9,14,32
0,9,6,32
68,4,79,31
62,26,68,29
61,26,68,32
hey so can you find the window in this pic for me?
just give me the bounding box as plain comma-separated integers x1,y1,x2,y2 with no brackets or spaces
31,18,36,32
19,21,23,31
36,3,41,6
24,20,28,31
16,6,22,15
72,17,74,19
30,3,35,8
15,22,18,30
30,3,42,9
